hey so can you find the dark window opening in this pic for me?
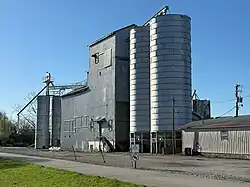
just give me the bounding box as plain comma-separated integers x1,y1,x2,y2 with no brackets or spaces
221,130,229,141
176,132,182,139
92,53,99,64
108,120,113,131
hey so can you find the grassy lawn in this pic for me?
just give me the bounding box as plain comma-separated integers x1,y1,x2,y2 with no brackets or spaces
0,158,144,187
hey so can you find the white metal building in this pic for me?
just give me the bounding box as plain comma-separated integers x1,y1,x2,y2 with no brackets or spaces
181,115,250,158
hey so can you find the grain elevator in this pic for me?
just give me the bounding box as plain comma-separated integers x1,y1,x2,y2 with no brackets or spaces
129,7,192,154
58,6,193,154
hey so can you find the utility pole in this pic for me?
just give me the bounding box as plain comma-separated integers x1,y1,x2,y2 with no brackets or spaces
235,84,241,117
172,98,175,155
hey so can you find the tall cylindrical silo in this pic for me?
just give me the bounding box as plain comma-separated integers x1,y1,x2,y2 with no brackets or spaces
130,26,150,153
0,119,9,139
52,96,61,147
150,14,192,133
35,95,50,149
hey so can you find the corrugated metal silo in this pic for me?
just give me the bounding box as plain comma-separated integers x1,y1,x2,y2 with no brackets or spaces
35,95,50,149
130,26,150,153
0,119,9,139
150,14,192,132
52,96,61,147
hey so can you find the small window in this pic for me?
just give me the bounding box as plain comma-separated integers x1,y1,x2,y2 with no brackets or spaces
176,132,182,139
108,120,113,131
90,120,94,132
95,56,99,64
92,53,99,64
83,115,88,127
221,130,229,141
131,133,135,138
99,71,102,76
63,121,69,132
76,117,82,129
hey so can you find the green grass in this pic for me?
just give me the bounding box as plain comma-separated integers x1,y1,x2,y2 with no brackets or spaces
0,158,144,187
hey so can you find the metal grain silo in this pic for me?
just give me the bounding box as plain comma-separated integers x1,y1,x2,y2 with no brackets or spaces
0,119,9,139
51,96,61,147
149,14,192,153
130,26,150,153
35,95,50,149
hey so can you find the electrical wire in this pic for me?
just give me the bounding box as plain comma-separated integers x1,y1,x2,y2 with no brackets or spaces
217,106,236,118
244,95,250,98
212,99,235,104
211,95,250,104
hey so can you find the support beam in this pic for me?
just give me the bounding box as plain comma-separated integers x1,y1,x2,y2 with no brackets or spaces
17,82,51,127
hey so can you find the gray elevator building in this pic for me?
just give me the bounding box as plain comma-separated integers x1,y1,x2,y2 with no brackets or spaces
60,25,135,152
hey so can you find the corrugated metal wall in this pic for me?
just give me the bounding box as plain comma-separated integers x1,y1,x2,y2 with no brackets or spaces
61,27,132,152
182,131,195,150
182,130,250,155
0,119,9,139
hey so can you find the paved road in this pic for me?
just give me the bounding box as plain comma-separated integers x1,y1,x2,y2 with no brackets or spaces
1,147,250,183
0,152,249,187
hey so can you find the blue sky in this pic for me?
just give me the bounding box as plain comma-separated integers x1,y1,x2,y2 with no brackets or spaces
0,0,249,119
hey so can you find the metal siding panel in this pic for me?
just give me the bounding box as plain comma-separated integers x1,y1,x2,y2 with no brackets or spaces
61,87,115,151
233,131,237,154
229,131,233,154
244,131,247,154
238,131,242,154
220,131,226,153
239,131,246,154
225,131,229,153
202,132,208,153
236,131,240,154
115,28,131,103
182,131,194,152
130,26,150,133
150,14,192,132
221,131,226,153
247,131,250,154
36,95,50,149
199,132,204,151
211,132,216,153
52,96,61,147
210,132,214,153
211,132,214,153
189,130,250,155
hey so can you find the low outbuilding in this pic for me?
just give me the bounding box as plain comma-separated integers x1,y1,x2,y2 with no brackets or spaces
181,115,250,159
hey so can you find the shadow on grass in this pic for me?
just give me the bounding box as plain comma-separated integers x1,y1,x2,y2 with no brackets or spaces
0,158,27,169
0,156,51,170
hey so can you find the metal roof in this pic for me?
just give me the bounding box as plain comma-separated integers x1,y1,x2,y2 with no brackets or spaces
180,115,250,131
88,24,137,47
61,85,90,98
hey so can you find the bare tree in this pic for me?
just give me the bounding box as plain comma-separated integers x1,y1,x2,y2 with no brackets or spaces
13,92,37,129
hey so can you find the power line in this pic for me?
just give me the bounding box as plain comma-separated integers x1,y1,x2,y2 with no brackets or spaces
212,99,235,104
217,106,236,117
211,95,250,104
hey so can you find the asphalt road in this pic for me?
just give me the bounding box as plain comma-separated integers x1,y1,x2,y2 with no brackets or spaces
1,147,250,183
0,152,249,187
